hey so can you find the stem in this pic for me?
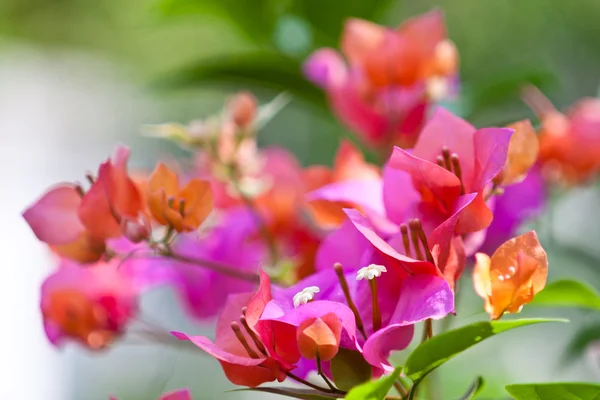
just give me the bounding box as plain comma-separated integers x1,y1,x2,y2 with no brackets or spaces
420,319,433,343
334,263,367,340
285,372,345,395
316,354,337,392
143,244,261,283
408,378,421,400
394,381,408,398
369,278,381,332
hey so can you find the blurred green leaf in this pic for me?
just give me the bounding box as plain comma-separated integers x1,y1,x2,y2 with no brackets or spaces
344,366,401,400
464,66,558,120
291,0,396,46
405,319,568,383
330,348,372,392
530,280,600,310
458,376,485,400
230,387,341,399
564,321,600,362
505,382,600,399
153,52,328,110
157,0,282,44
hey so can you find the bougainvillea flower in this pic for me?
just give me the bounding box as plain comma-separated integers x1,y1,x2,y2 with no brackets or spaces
304,140,380,229
304,10,458,150
473,231,548,320
285,207,456,372
499,120,539,186
389,108,514,234
41,258,137,349
78,146,144,239
523,86,600,185
23,146,142,263
148,162,213,232
479,167,546,255
274,237,454,373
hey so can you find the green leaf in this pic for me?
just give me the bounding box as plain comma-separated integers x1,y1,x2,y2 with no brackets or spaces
405,318,568,383
344,367,401,400
330,348,372,392
458,376,485,400
230,387,342,399
505,382,600,399
530,280,600,310
463,66,558,120
153,52,328,110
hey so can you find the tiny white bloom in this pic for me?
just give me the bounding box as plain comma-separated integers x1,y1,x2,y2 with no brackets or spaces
293,286,320,308
356,264,387,281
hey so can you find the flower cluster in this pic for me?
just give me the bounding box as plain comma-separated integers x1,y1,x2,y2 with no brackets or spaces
21,8,600,400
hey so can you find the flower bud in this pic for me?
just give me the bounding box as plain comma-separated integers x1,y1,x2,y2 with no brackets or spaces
228,91,257,129
120,215,151,243
296,313,342,362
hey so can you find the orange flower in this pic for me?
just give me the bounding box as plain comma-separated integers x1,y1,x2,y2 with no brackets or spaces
500,120,539,185
148,163,213,232
473,231,548,320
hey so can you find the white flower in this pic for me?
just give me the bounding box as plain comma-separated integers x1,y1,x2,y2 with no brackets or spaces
356,264,387,281
293,286,320,308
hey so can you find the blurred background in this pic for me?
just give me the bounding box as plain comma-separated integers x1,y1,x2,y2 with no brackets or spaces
2,0,600,398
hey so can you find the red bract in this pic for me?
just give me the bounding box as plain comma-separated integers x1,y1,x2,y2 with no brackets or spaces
41,258,137,349
304,10,458,150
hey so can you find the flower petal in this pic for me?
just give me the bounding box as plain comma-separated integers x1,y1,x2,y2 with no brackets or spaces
472,127,514,191
412,108,476,188
303,48,348,88
388,146,462,216
23,184,85,245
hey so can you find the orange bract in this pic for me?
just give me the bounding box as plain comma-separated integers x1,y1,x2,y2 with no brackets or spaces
296,313,342,362
473,231,548,320
501,120,539,185
148,163,214,232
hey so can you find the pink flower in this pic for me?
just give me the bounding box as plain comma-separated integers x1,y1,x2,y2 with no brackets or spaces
41,258,137,350
388,108,514,235
304,10,458,151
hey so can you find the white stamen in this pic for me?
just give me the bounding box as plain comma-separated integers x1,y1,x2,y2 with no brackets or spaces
293,286,320,308
356,264,387,281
